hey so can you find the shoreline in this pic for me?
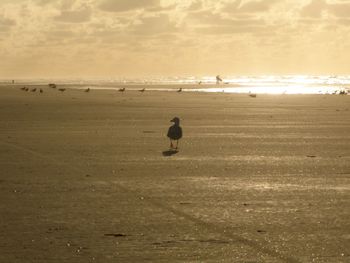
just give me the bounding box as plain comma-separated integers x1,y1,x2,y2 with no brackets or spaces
1,83,349,95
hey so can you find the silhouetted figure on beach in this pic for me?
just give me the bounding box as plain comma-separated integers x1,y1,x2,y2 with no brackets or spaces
167,117,182,150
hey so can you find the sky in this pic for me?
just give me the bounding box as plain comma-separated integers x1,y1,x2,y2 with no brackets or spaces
0,0,350,78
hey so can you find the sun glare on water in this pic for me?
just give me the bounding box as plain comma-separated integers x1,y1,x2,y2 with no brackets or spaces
191,75,349,95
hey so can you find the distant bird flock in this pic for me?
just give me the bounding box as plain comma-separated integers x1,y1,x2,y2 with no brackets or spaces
16,81,348,95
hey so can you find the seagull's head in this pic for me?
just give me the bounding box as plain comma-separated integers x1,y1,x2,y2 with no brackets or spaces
170,117,180,125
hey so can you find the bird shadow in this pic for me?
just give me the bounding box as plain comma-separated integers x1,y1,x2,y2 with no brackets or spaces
162,149,179,157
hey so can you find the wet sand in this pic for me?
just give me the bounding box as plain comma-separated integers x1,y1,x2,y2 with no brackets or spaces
0,85,349,262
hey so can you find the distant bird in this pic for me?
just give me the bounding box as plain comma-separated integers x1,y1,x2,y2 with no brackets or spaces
58,88,66,92
249,93,257,98
24,87,29,91
39,88,43,93
177,88,182,92
48,83,56,88
118,88,125,92
139,88,145,92
85,88,90,92
20,87,26,91
216,75,223,84
167,117,183,150
31,88,37,92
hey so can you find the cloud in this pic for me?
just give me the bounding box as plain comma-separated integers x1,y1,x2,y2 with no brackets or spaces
0,16,16,26
54,7,91,23
0,16,16,32
1,0,350,77
195,24,267,35
131,14,177,36
187,0,203,11
301,0,350,20
336,18,350,26
300,0,326,17
328,2,350,17
238,0,277,13
221,0,277,14
187,7,268,36
99,0,160,12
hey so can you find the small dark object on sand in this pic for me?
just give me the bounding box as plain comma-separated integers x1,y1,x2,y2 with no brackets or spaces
118,88,125,92
139,88,145,92
177,88,182,92
39,88,43,93
162,149,178,156
249,93,257,98
167,117,182,150
31,88,37,92
48,83,56,88
104,233,127,237
143,130,155,133
307,155,316,158
58,88,66,92
85,88,90,92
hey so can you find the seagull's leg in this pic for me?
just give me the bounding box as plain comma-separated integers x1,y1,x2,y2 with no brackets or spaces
170,140,173,149
175,140,179,149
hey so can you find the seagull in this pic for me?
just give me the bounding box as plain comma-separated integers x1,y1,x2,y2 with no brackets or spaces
58,88,66,92
118,88,125,92
139,88,145,92
167,117,183,150
85,88,90,92
177,88,182,92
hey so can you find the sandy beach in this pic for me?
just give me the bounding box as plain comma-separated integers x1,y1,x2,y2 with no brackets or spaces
0,85,349,262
